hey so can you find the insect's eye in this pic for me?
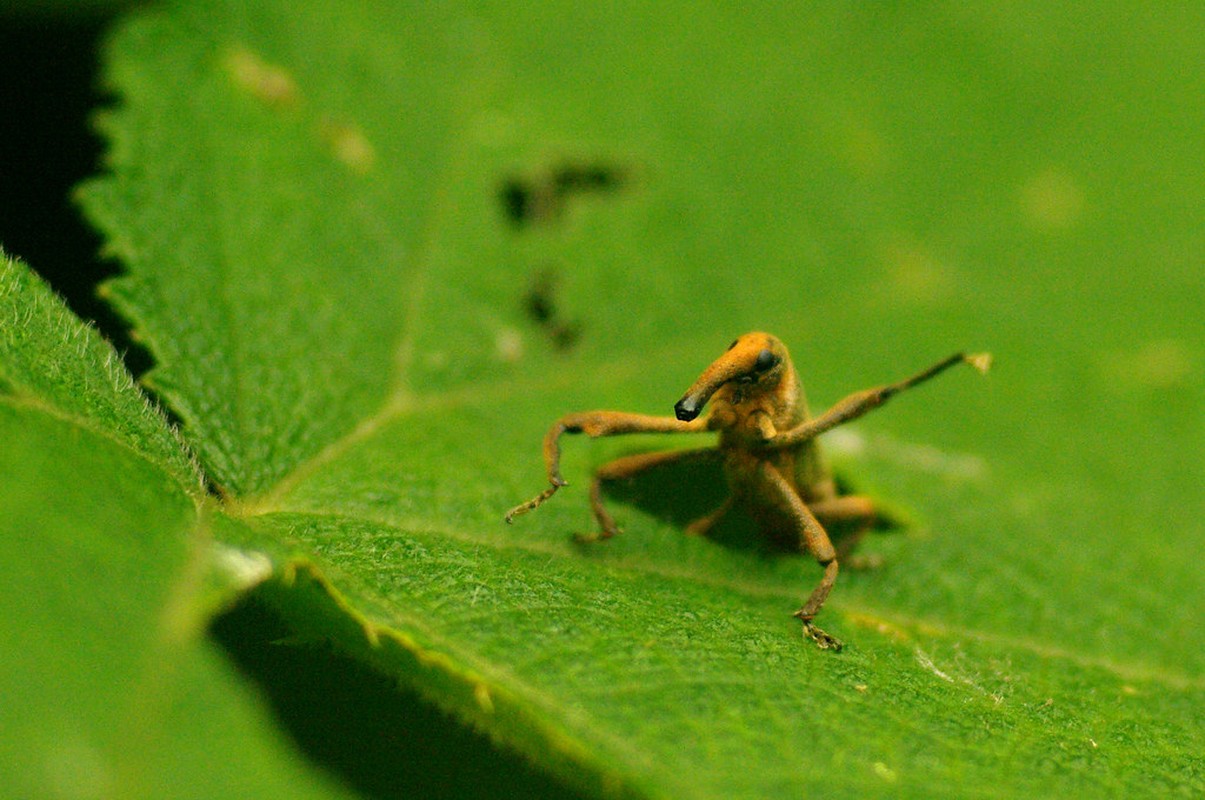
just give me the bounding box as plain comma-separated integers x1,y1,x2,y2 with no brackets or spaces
754,349,780,372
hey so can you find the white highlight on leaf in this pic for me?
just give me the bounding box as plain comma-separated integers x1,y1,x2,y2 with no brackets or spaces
211,544,274,591
872,761,898,782
915,647,1008,705
495,327,523,362
914,648,954,682
825,428,987,481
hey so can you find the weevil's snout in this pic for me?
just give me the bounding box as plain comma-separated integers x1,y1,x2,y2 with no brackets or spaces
674,395,701,422
674,332,786,420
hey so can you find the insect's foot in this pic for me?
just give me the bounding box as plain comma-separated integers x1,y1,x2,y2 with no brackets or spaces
794,611,843,651
802,622,843,651
573,528,617,544
504,482,565,523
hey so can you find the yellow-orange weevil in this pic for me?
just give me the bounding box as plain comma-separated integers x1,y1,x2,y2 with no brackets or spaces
506,333,990,650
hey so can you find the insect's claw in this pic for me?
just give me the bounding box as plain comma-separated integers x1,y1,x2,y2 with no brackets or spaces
794,610,843,651
573,528,617,544
801,621,843,652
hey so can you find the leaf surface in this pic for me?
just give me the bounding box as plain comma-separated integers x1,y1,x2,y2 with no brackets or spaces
55,1,1205,797
0,255,357,799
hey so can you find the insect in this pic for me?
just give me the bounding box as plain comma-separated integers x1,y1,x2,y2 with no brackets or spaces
506,332,990,650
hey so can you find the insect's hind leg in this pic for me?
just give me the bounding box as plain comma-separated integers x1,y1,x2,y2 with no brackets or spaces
684,492,735,537
584,447,718,542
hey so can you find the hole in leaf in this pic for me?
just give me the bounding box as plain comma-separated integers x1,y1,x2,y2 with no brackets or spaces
499,160,630,228
523,269,582,352
211,596,583,800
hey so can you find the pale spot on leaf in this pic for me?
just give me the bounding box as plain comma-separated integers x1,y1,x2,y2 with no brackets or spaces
495,327,524,362
1103,339,1194,389
873,761,898,782
320,120,376,173
846,610,911,642
879,239,957,304
224,47,299,108
1019,168,1084,230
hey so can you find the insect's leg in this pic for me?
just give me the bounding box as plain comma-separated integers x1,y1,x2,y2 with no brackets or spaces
506,411,706,523
767,352,990,449
684,493,735,537
808,495,880,566
585,447,717,541
759,463,842,651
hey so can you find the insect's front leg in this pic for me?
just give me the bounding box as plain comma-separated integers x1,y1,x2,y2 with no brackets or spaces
505,411,708,523
756,462,843,651
763,352,990,449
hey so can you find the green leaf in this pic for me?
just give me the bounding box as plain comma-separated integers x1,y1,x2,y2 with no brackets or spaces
41,1,1205,797
0,254,357,799
0,252,197,490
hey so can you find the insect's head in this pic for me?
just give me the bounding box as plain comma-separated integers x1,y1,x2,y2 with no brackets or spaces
674,332,790,421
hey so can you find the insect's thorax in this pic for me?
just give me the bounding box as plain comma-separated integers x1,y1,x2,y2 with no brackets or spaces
713,368,834,500
712,367,804,440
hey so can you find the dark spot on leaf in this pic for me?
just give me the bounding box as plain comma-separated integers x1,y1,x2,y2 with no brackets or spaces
499,181,537,228
523,269,582,352
524,270,556,324
552,163,624,195
549,322,582,351
499,160,630,228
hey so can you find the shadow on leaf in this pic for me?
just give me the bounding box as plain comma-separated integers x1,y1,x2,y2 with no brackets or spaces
600,449,902,556
211,598,581,800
